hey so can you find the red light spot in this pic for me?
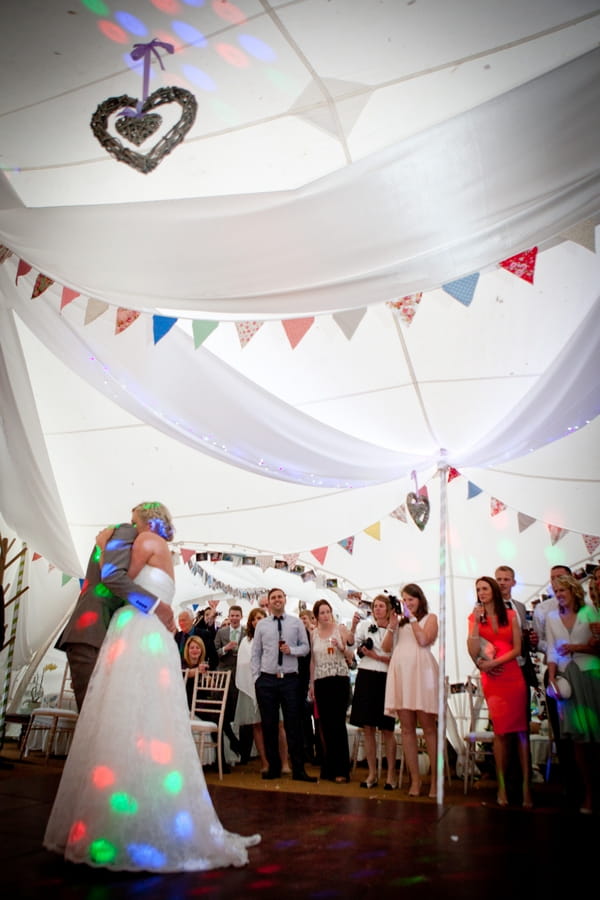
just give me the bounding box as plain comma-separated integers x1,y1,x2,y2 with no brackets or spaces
92,765,115,789
107,638,126,663
67,820,87,843
98,19,129,44
215,43,249,68
81,579,89,593
150,740,172,765
257,864,282,874
154,30,185,54
76,611,99,630
158,667,171,687
151,0,181,13
212,0,246,26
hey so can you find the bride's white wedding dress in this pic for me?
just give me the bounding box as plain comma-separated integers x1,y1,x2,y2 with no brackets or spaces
44,565,260,872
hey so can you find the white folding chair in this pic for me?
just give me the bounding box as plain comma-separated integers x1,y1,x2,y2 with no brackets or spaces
189,669,231,780
20,662,78,763
462,674,495,793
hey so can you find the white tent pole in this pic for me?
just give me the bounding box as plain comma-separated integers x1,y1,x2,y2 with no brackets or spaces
436,451,448,805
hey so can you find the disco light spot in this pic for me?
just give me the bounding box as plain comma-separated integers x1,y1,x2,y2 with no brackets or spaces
89,838,118,864
172,20,208,46
94,581,113,598
98,19,129,43
105,537,128,552
151,0,182,13
390,875,429,886
92,545,102,563
100,562,118,579
110,792,139,815
215,42,249,68
106,638,127,663
123,53,145,73
154,29,186,53
265,67,301,95
183,0,205,6
115,608,134,629
77,611,99,630
142,631,164,654
115,11,149,36
159,667,171,687
67,820,87,843
181,64,216,91
257,863,282,874
212,0,246,26
173,810,194,838
208,96,240,126
127,843,166,867
150,739,172,764
164,771,183,794
92,765,116,789
81,0,110,14
238,34,276,62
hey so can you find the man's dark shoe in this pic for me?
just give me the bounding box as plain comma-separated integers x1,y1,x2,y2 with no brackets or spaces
261,770,281,780
293,772,318,783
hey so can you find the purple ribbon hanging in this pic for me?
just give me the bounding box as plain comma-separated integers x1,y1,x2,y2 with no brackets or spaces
119,38,175,119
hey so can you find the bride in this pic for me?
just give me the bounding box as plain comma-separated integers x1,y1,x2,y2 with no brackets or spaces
44,502,260,872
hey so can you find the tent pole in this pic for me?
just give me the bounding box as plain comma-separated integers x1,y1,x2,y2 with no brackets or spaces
436,451,448,805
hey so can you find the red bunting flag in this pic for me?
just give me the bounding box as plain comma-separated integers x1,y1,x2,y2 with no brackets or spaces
282,317,314,349
61,287,80,310
16,259,32,283
32,552,42,561
447,467,460,482
499,247,538,284
179,548,196,565
310,546,328,565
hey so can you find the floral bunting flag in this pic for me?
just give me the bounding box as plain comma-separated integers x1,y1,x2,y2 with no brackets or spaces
84,298,109,325
61,286,80,310
338,536,355,555
499,247,538,284
16,259,32,283
387,293,423,325
236,321,263,348
153,315,178,344
467,481,483,499
363,522,381,541
517,512,536,533
256,554,274,571
115,308,141,334
310,546,328,565
31,273,54,298
332,307,367,340
490,497,507,517
447,467,461,482
0,244,13,264
192,320,219,348
442,274,479,307
282,317,314,349
548,524,567,545
390,504,407,523
283,553,299,568
179,548,195,565
582,534,600,556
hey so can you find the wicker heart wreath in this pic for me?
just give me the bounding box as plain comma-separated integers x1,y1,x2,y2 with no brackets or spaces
91,86,197,174
406,491,430,531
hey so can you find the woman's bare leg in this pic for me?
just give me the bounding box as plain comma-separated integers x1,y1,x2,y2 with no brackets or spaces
419,711,438,798
399,710,421,795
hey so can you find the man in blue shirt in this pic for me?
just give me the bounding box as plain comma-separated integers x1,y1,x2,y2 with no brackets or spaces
251,587,316,782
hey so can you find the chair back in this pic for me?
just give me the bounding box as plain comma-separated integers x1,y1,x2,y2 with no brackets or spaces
466,674,490,733
190,669,231,727
56,662,77,710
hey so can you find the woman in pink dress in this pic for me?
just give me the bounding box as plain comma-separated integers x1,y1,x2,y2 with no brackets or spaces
467,575,531,808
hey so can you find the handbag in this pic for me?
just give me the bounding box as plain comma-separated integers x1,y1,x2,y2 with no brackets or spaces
546,674,572,700
478,637,496,661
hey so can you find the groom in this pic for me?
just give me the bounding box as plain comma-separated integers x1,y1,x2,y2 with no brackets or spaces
57,520,175,710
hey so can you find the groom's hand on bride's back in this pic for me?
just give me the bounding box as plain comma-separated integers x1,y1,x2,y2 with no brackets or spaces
155,600,176,633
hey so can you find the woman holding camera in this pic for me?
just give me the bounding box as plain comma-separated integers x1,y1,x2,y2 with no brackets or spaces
383,584,439,798
349,595,397,789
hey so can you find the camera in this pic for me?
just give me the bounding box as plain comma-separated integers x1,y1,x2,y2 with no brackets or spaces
385,591,403,616
357,637,374,656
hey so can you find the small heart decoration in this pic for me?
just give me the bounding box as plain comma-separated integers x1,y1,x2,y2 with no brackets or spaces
115,112,162,147
91,87,197,174
406,492,430,531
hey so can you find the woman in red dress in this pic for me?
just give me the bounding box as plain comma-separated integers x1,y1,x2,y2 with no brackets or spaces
467,575,531,808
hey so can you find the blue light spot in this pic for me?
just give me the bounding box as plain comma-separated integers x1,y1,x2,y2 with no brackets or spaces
127,843,166,868
172,20,208,47
238,34,276,62
101,562,118,579
181,65,216,91
183,0,205,7
115,11,148,37
123,53,144,73
173,810,194,838
105,538,128,552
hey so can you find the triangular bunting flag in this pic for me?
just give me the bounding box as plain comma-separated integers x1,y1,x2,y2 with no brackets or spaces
236,321,263,348
332,307,367,340
490,497,507,517
153,315,178,344
442,274,479,307
338,536,355,555
283,553,299,568
363,522,381,541
517,512,536,533
418,485,429,500
448,467,460,482
0,244,13,264
16,259,32,283
387,293,423,325
32,552,42,561
61,574,73,586
192,320,219,348
61,286,80,310
84,298,109,324
560,219,596,253
179,548,195,565
583,534,600,556
256,554,274,572
310,546,328,565
79,578,85,590
548,524,567,546
390,504,407,523
115,308,140,334
467,481,483,499
499,247,538,284
282,317,314,349
31,273,54,298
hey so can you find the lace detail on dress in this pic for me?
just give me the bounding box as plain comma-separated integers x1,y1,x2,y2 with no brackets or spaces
312,627,349,679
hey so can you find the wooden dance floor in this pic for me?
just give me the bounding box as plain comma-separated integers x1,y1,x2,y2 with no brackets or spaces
0,750,594,899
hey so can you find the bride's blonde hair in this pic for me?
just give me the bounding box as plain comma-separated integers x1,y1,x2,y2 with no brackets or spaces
132,502,175,541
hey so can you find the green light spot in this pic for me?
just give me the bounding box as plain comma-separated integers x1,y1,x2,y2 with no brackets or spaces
116,608,134,629
110,792,138,815
497,538,516,561
92,545,102,563
164,771,183,794
80,0,110,15
94,583,113,599
142,632,164,654
89,838,117,864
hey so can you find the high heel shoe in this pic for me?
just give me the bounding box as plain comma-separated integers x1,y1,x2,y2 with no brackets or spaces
497,795,508,808
360,777,378,789
384,781,398,791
